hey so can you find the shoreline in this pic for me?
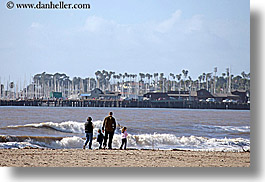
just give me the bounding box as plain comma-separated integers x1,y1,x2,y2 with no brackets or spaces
0,148,250,167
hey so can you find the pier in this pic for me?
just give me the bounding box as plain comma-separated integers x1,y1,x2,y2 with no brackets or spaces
0,99,250,110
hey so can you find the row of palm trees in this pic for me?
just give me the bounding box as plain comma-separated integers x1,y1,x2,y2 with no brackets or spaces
92,68,250,97
0,69,250,99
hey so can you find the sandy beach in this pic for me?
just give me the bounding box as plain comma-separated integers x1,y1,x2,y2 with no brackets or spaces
0,148,250,167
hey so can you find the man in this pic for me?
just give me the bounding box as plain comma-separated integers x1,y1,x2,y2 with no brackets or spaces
102,112,116,149
83,116,94,149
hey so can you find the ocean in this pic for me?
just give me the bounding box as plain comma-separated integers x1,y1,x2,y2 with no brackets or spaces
0,106,250,152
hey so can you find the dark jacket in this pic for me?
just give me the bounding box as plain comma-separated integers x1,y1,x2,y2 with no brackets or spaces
97,133,104,143
85,121,93,133
102,116,116,132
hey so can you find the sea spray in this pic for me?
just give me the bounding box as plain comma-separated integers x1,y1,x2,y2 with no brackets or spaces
0,134,250,151
5,121,250,137
51,136,85,149
6,121,84,133
1,120,250,151
196,124,250,133
6,120,103,134
0,142,41,149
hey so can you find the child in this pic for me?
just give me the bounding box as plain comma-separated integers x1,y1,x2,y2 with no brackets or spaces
120,127,128,150
97,129,104,149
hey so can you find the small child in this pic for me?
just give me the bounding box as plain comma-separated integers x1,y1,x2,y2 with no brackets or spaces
120,127,128,150
97,129,104,149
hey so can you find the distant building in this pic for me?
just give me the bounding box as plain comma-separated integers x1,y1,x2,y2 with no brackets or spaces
143,89,248,103
231,90,249,103
167,90,197,101
79,88,121,100
50,92,62,99
79,93,91,100
144,90,197,101
90,88,104,99
212,93,240,102
68,94,79,100
196,89,213,100
143,92,169,100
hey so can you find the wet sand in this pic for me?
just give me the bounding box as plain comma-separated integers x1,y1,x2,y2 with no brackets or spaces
0,149,250,167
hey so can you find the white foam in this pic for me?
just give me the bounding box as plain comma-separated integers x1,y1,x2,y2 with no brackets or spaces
93,120,104,129
33,121,84,133
50,136,85,149
217,125,250,133
0,134,250,152
7,120,105,134
198,125,250,133
120,134,249,151
4,121,250,151
0,142,42,149
175,135,250,151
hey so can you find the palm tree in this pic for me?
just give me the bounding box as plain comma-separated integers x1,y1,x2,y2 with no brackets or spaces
145,73,152,92
118,73,122,92
122,73,126,97
153,73,158,91
109,71,115,91
101,70,110,91
213,67,217,94
79,78,84,94
230,74,234,91
176,74,181,91
202,73,206,89
226,68,231,93
182,70,188,91
188,76,192,91
150,74,153,91
246,72,250,90
95,70,101,89
159,73,164,92
221,72,226,92
206,73,212,92
241,71,246,79
241,71,247,90
132,74,137,95
129,74,134,95
111,75,117,92
139,73,146,94
169,73,175,91
198,75,202,90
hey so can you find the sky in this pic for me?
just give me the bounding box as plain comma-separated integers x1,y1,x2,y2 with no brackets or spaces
0,0,250,84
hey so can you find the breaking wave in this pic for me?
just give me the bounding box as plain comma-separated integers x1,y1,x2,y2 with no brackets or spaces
5,121,250,135
199,125,250,133
6,120,104,134
1,121,250,151
0,134,250,152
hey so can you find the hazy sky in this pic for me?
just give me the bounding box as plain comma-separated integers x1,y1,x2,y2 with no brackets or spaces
0,0,249,84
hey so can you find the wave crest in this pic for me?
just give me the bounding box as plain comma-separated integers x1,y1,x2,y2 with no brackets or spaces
7,120,104,134
0,134,250,152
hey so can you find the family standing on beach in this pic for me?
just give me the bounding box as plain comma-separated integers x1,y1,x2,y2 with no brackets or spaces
83,112,128,150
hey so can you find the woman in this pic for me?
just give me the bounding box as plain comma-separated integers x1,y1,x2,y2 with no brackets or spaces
83,116,94,149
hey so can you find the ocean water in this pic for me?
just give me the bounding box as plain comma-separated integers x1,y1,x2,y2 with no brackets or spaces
0,106,250,152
